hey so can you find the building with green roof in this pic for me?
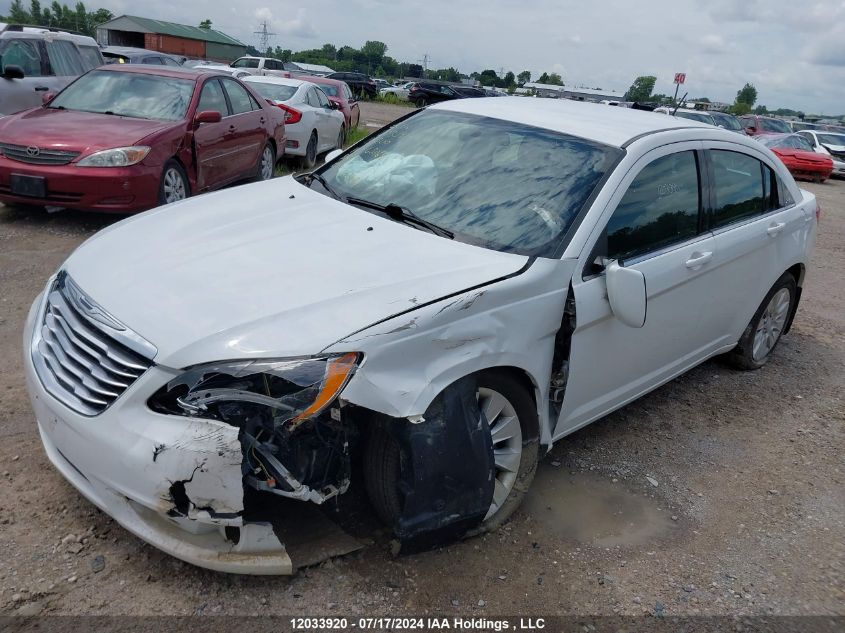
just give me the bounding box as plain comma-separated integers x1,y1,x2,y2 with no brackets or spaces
95,15,247,62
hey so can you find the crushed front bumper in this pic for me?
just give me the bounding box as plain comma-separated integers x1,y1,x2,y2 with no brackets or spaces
23,297,293,574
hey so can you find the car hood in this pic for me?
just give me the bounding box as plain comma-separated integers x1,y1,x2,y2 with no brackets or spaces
63,177,529,368
821,143,845,153
0,107,177,154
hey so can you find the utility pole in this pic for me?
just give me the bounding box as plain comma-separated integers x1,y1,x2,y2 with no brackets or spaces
418,53,430,76
254,20,275,54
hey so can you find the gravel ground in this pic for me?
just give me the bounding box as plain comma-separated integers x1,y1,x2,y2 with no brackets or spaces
0,165,842,618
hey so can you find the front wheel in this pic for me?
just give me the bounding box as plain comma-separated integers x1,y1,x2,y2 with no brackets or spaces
727,272,796,370
158,160,190,205
364,371,539,535
415,97,427,108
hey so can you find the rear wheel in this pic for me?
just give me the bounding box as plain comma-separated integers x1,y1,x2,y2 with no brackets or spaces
415,97,428,108
727,273,796,370
337,126,345,150
364,371,538,534
158,160,189,205
256,142,275,181
300,131,318,169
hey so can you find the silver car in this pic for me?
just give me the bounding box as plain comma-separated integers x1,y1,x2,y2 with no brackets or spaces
0,24,103,115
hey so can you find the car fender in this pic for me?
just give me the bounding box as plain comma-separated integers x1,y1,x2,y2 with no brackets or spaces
324,257,577,446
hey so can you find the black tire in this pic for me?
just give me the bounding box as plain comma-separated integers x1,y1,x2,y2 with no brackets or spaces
727,272,797,370
300,131,318,169
415,97,427,108
158,160,190,205
363,370,539,534
337,126,346,150
254,141,276,181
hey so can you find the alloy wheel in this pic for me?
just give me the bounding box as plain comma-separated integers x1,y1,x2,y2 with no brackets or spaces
162,167,187,203
752,287,791,361
259,145,274,180
477,387,523,520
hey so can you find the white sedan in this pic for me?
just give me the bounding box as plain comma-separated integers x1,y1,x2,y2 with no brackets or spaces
244,76,345,167
24,98,817,574
379,81,414,101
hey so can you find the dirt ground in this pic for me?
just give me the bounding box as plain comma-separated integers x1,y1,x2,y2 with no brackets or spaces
0,132,842,618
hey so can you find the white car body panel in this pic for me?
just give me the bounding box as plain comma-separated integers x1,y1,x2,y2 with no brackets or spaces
60,177,529,369
798,131,845,176
23,97,818,573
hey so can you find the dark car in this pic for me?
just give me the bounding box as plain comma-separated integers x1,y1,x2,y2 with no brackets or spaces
407,81,463,107
101,46,183,66
709,111,743,133
0,65,285,213
299,75,361,129
325,72,376,98
453,86,487,98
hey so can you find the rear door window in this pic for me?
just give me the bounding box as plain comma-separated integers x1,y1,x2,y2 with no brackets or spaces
606,151,701,261
709,150,765,228
142,56,164,65
43,39,86,76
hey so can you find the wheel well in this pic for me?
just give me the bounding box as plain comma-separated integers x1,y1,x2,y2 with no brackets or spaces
786,263,805,286
478,366,540,436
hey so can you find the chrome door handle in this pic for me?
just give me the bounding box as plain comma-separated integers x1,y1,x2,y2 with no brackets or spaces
685,251,713,269
767,222,786,237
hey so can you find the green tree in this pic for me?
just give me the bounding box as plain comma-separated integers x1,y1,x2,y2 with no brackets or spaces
547,72,563,86
623,75,656,102
729,102,752,115
503,71,515,88
735,83,757,107
537,72,549,83
7,0,31,22
321,43,337,58
431,67,460,82
754,104,768,115
198,19,212,29
517,70,531,84
29,0,42,23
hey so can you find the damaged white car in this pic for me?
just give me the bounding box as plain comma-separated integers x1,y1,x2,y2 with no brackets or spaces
24,98,818,573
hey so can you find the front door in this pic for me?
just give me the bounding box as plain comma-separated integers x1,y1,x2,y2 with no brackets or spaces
555,144,722,438
193,78,233,190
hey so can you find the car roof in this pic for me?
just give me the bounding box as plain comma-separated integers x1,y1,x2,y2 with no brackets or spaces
93,64,218,81
432,97,716,148
243,76,307,88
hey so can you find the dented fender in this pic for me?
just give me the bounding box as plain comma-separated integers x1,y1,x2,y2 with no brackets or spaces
325,257,578,446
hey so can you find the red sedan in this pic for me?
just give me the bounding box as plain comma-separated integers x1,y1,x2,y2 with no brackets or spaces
758,133,833,183
0,65,285,214
299,75,361,130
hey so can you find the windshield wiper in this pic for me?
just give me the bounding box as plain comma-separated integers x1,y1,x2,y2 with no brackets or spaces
346,197,454,239
301,172,344,201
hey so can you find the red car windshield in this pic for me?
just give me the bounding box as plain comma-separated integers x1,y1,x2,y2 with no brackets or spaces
49,70,195,121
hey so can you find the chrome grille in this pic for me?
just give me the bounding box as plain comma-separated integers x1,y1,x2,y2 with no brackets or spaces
32,273,154,416
0,142,80,165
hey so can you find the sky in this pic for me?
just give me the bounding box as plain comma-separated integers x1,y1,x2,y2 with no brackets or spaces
6,0,845,114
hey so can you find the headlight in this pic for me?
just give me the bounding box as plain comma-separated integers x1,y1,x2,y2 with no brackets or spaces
148,353,361,429
77,146,150,167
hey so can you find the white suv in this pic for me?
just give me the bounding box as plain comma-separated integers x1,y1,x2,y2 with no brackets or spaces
0,24,103,114
24,98,817,574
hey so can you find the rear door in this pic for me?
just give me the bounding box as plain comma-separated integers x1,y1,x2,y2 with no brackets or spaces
556,144,721,437
193,78,234,189
219,78,267,176
702,144,810,344
310,86,337,149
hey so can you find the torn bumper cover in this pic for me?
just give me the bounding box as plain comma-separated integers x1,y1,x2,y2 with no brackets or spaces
25,363,293,574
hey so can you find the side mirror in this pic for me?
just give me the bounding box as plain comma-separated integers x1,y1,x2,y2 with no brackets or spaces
605,260,647,328
41,91,56,105
324,149,343,163
2,65,25,80
194,110,222,126
329,101,341,110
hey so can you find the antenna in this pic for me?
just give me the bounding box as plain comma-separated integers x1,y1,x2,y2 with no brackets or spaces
254,20,275,53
